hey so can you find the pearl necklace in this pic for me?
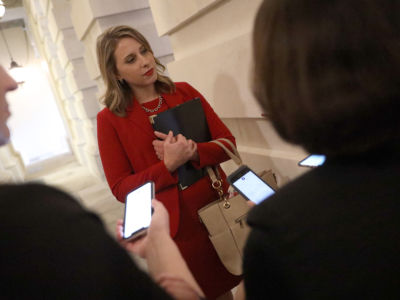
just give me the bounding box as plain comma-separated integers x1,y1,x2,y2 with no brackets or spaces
141,95,163,113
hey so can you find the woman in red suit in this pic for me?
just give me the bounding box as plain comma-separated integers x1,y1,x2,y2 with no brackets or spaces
96,25,240,299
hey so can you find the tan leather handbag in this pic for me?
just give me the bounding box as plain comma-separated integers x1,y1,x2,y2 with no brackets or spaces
198,139,278,275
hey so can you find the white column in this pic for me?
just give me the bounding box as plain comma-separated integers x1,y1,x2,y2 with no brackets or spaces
23,0,104,178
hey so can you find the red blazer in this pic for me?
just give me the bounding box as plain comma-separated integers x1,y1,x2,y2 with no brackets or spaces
97,82,235,236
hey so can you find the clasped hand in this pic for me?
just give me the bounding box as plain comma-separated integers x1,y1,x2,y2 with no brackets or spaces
152,131,198,172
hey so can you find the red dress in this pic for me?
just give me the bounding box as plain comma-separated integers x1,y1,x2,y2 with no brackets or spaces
97,82,241,299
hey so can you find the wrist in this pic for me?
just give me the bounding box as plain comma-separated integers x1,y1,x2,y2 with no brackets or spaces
163,160,176,172
190,151,199,162
146,231,172,256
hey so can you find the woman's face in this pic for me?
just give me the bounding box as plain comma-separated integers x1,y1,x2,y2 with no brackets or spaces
114,37,157,92
0,66,17,146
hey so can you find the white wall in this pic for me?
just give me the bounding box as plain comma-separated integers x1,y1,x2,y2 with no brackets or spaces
149,0,310,186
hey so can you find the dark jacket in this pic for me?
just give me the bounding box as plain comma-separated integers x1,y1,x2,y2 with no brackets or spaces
0,183,171,299
244,149,400,299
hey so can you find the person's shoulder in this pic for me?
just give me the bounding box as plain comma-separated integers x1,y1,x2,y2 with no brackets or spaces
174,82,196,94
97,106,113,119
247,169,324,228
172,82,203,102
97,107,124,126
0,182,68,197
0,182,86,215
174,82,191,89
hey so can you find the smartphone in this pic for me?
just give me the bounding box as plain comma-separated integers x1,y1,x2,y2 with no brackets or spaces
123,181,154,241
298,154,326,168
227,165,275,205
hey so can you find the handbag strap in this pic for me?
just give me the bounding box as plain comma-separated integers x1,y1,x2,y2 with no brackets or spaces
206,166,231,208
206,138,243,209
209,138,242,166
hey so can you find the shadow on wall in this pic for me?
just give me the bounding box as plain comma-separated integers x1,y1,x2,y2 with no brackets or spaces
262,156,294,187
212,73,247,118
211,73,309,188
211,73,272,151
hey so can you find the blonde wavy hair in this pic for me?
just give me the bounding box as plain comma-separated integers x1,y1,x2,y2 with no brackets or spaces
96,25,175,117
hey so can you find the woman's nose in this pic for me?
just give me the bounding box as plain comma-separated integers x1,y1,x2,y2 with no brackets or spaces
139,54,149,66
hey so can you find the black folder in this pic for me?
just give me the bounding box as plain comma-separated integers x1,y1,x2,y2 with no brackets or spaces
151,98,211,189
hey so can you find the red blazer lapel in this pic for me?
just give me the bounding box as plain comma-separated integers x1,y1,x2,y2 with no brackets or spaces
163,90,186,107
123,99,158,170
126,99,155,135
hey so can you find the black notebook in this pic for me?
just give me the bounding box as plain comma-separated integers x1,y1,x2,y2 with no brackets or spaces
151,98,211,189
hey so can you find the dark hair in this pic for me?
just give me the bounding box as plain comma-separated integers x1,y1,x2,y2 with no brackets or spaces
96,25,175,117
253,0,400,156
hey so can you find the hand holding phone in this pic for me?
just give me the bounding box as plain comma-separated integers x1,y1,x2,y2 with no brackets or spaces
118,199,170,257
123,181,154,241
227,165,275,205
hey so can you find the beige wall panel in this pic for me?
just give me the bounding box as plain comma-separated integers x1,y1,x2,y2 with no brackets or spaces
65,59,95,94
168,33,262,118
89,0,149,17
82,21,103,80
162,0,262,60
221,118,307,184
70,0,95,40
59,29,84,61
49,0,72,30
149,0,225,35
223,118,306,154
85,9,173,80
71,0,149,40
74,87,100,119
96,9,172,58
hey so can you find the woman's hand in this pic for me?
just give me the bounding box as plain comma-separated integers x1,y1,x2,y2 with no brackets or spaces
247,200,256,208
162,131,198,172
116,219,147,257
153,131,176,160
116,199,170,258
117,199,205,300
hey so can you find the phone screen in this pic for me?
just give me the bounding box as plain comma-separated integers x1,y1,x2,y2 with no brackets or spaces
298,154,326,168
123,181,153,240
231,170,275,204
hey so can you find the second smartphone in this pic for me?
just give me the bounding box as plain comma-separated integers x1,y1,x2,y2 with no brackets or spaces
298,154,326,168
123,181,154,241
227,165,275,205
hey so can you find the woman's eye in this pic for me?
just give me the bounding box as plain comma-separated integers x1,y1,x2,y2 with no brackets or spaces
140,48,148,54
126,56,135,63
